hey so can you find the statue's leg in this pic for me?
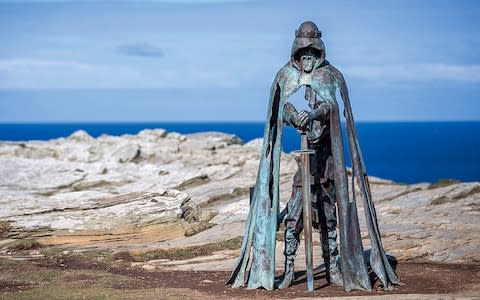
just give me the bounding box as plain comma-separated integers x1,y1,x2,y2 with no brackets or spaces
278,170,303,289
320,179,342,286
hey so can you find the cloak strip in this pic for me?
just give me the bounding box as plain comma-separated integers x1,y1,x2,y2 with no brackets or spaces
226,82,284,290
330,65,401,289
227,64,399,291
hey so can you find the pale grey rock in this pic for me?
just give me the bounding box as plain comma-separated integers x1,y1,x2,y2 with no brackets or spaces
0,157,86,190
201,165,241,181
138,128,167,141
166,132,187,141
68,130,94,143
10,191,187,232
0,128,478,266
180,197,201,223
13,144,58,160
0,143,20,157
111,142,141,163
142,264,156,271
209,198,249,224
180,132,243,151
244,138,262,148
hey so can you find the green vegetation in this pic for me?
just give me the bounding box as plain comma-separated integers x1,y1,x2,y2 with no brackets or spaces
0,262,194,300
0,220,11,235
0,258,22,266
39,247,64,257
123,236,243,262
3,239,40,250
429,178,460,189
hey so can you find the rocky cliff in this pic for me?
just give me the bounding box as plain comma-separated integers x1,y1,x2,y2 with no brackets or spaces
0,129,478,265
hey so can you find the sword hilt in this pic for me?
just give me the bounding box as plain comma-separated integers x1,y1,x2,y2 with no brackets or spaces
292,133,314,155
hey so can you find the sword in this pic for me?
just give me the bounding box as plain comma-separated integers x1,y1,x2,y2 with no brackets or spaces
293,132,315,292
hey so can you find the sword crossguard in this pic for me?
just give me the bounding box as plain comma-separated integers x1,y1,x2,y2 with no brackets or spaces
292,149,315,155
293,132,314,155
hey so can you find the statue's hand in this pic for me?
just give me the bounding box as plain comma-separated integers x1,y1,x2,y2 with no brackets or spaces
295,110,311,129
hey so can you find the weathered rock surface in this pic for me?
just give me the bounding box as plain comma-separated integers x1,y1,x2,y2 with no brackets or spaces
0,129,479,267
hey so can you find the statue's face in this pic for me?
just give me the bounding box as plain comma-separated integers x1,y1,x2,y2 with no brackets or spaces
300,54,316,73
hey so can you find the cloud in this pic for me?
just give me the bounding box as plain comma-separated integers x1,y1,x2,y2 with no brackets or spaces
117,43,165,58
0,59,143,89
0,0,252,3
345,63,480,83
3,58,478,90
0,58,239,89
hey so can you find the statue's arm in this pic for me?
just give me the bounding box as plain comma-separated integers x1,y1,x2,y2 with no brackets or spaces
289,102,331,129
306,65,348,123
309,102,331,122
283,102,301,128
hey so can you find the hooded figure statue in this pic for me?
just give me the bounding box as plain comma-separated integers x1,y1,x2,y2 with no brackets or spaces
227,21,400,292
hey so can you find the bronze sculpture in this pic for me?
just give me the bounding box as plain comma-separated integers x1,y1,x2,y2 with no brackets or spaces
227,21,400,292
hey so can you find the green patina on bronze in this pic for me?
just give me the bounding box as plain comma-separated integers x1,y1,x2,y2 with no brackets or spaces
227,21,400,292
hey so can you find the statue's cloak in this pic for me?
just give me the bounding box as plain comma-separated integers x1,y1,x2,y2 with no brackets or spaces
226,60,400,291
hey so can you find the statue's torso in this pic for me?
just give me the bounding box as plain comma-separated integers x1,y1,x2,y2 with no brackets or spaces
277,62,337,102
277,62,337,145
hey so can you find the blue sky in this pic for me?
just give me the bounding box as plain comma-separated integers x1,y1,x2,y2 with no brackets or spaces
0,0,479,122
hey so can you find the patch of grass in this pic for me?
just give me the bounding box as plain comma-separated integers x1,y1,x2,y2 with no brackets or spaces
0,258,22,267
38,247,74,267
429,178,460,189
82,250,115,261
37,248,113,269
1,267,193,300
3,239,40,251
125,236,243,262
4,285,193,300
14,269,61,283
39,247,64,257
0,220,12,235
0,260,60,284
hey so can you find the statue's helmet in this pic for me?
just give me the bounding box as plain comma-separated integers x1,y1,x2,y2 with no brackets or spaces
291,21,325,65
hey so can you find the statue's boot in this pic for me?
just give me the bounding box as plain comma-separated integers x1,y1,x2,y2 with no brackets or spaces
278,226,299,289
278,254,295,289
324,229,343,286
327,255,342,286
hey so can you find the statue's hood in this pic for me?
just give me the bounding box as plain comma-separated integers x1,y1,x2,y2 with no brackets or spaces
291,21,326,68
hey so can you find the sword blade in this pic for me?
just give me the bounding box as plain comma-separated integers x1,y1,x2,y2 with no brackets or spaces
300,133,314,292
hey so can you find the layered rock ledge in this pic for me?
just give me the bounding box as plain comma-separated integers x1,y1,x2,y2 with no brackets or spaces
0,129,478,266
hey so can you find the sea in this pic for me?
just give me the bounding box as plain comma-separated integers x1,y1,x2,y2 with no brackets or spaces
0,122,479,184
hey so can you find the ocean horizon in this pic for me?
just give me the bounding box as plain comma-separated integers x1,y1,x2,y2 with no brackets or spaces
1,121,479,184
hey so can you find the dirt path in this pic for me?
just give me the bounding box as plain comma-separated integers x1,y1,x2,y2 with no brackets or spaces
1,254,479,299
